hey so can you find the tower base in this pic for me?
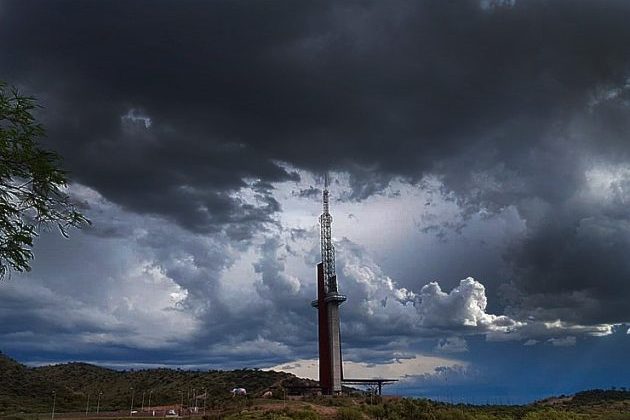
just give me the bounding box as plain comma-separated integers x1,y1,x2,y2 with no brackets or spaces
312,262,346,395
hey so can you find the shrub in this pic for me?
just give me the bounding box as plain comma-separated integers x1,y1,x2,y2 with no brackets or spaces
522,409,583,420
336,406,364,420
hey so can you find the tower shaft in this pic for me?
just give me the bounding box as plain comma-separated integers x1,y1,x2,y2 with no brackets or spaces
312,177,346,395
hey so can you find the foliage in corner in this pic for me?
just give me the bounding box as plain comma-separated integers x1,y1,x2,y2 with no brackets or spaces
0,82,88,279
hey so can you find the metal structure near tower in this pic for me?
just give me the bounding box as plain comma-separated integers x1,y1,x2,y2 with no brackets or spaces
311,174,346,395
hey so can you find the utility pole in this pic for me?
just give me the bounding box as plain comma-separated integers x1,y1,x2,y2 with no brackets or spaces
179,391,183,416
96,391,103,415
141,391,145,413
51,391,56,420
130,387,135,417
85,393,90,416
203,388,206,416
147,390,152,416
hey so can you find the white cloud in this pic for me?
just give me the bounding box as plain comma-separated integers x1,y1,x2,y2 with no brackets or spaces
2,237,200,351
266,354,465,381
0,184,228,354
435,337,468,353
583,163,630,205
332,235,614,344
548,336,576,347
211,336,292,358
336,235,619,345
480,0,516,10
486,319,615,342
121,108,152,129
587,77,630,110
417,278,522,333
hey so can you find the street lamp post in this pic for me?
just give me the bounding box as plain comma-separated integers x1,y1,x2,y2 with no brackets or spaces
130,387,135,417
51,391,56,420
96,392,103,415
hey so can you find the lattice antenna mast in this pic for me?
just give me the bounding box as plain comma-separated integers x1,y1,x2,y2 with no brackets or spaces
320,173,337,292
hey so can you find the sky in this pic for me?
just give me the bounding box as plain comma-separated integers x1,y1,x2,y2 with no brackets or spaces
1,0,630,404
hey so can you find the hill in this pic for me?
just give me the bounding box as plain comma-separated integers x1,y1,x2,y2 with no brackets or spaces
0,352,312,415
3,352,630,419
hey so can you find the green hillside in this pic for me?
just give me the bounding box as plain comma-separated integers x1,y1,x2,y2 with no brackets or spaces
0,352,308,415
3,352,630,419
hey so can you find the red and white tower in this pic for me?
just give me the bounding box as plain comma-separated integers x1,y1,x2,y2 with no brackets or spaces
311,175,346,395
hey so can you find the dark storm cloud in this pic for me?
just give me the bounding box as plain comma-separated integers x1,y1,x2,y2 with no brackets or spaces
3,0,630,328
294,186,321,199
2,0,629,197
